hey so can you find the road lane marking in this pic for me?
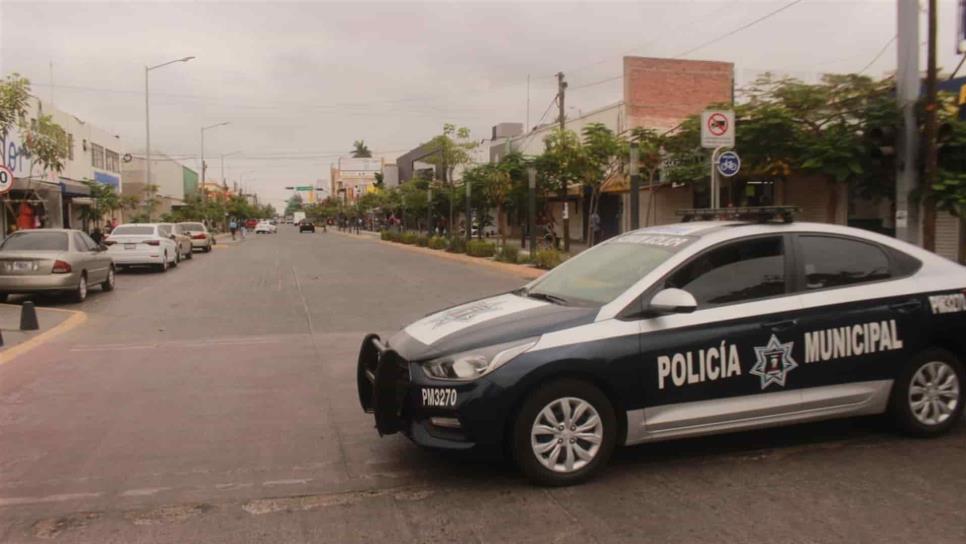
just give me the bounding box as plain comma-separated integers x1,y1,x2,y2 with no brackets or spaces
0,307,87,366
0,492,102,507
69,335,297,352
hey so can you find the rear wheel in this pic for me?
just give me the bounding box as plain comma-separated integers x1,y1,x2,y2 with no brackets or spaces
70,273,88,303
512,379,617,486
891,348,964,436
101,267,115,292
185,246,193,260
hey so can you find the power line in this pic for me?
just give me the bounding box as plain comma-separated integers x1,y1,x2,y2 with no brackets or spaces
673,0,807,59
569,0,807,94
859,35,898,74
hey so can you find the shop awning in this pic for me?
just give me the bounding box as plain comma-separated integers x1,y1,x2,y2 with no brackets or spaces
60,179,91,197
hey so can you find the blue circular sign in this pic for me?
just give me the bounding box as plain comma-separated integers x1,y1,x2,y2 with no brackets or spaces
717,151,741,177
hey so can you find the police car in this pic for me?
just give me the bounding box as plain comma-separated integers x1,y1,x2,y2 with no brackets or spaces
357,209,966,485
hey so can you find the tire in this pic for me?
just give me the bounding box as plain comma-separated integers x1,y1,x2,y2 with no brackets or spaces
101,267,116,292
512,379,617,486
172,250,180,268
157,254,168,273
0,293,8,303
203,243,212,253
891,348,964,437
70,273,88,303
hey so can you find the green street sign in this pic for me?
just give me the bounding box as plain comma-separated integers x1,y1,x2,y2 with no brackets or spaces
296,185,313,191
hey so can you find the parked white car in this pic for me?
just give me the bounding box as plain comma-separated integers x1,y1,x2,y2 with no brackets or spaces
254,221,277,234
105,223,180,272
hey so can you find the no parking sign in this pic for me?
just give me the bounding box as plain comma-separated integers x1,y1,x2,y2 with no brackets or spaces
0,165,13,195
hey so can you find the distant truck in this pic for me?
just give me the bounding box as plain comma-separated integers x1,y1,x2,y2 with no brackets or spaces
292,212,306,224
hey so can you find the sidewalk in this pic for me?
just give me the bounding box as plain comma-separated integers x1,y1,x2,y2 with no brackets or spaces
0,303,74,353
333,230,545,280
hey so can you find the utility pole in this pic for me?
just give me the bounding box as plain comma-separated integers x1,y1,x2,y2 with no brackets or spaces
895,0,920,245
629,143,640,231
922,0,939,251
528,167,537,254
556,71,570,253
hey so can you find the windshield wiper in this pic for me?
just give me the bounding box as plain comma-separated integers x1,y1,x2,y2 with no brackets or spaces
523,290,569,305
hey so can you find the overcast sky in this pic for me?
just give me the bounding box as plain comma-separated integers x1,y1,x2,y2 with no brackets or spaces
1,0,962,211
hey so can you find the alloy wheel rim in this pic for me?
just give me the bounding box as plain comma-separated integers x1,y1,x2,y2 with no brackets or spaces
530,396,603,473
78,276,87,299
909,361,960,426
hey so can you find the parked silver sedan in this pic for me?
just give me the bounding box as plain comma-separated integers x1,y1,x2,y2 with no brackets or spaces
0,229,115,303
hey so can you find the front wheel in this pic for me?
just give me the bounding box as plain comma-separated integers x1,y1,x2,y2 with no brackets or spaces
512,379,617,486
891,348,964,437
157,254,168,273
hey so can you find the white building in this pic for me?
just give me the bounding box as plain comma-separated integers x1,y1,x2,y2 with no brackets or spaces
0,96,123,236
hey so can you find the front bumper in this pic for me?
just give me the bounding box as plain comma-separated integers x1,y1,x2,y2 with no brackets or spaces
357,334,507,451
0,272,79,293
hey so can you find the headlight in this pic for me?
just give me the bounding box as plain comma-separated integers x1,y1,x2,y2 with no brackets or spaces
421,338,538,381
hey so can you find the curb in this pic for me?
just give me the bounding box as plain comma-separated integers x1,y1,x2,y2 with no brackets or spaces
333,230,545,280
0,306,88,366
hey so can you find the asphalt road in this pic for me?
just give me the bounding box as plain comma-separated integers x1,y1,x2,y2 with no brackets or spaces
1,227,964,543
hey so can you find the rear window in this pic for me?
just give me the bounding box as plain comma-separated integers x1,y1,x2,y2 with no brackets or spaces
112,226,155,235
0,231,69,251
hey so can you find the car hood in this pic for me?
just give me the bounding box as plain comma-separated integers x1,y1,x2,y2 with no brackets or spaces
386,292,599,362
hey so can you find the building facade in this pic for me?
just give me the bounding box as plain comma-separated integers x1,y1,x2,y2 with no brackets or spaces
0,96,123,237
331,157,382,203
121,152,196,221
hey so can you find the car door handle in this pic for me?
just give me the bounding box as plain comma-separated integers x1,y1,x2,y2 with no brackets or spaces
889,299,922,314
761,319,797,332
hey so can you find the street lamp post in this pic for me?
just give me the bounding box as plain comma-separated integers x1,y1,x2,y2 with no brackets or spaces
145,56,194,199
200,121,230,202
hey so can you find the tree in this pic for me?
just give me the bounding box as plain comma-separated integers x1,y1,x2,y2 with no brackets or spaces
932,92,966,219
24,113,69,177
422,124,479,231
80,179,121,227
534,128,585,246
662,73,897,222
0,74,30,158
580,123,627,242
628,127,667,226
352,140,372,158
284,193,304,216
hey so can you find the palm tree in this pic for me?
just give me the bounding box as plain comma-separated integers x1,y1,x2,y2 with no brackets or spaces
351,140,372,158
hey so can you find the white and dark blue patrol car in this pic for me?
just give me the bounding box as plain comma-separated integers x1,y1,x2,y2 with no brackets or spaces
357,212,966,485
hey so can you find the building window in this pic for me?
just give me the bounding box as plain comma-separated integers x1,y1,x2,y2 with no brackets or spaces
91,143,104,169
105,149,119,173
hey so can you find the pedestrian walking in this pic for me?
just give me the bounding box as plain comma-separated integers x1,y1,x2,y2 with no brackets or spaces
229,218,238,240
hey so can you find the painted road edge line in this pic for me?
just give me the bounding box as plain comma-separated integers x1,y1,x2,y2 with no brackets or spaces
0,307,87,366
331,230,544,279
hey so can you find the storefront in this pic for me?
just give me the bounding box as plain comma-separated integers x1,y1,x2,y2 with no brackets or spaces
1,177,65,239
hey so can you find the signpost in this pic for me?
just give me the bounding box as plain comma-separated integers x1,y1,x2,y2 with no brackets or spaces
716,151,741,178
702,110,736,209
701,110,735,149
0,165,12,196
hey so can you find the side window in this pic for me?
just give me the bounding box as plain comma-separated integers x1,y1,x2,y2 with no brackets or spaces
798,235,891,290
72,233,91,252
666,236,785,306
158,226,170,237
80,232,99,250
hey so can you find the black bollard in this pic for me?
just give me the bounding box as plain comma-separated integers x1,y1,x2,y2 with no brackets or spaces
20,301,39,331
0,327,4,347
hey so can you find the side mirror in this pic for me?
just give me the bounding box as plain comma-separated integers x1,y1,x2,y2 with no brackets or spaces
647,288,698,315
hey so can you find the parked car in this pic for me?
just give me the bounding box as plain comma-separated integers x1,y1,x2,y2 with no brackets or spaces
0,229,115,303
161,223,192,261
104,223,179,272
245,218,258,230
357,213,966,485
254,221,277,234
299,220,316,233
175,222,214,252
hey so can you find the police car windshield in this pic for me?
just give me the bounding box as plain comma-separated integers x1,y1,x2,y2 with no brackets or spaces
526,234,694,306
